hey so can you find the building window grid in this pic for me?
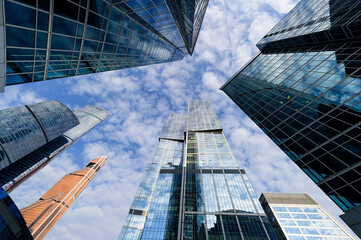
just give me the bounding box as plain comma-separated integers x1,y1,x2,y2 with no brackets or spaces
5,0,179,84
258,0,327,46
120,0,185,49
121,139,182,238
228,78,360,195
273,205,352,239
227,49,361,154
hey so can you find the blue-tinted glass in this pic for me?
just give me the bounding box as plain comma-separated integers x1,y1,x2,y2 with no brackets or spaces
5,1,35,28
119,100,276,239
222,0,361,213
288,207,302,212
36,32,48,49
273,207,288,212
284,227,301,234
6,26,35,48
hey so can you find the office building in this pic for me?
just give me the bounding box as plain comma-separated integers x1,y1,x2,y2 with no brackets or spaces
0,188,33,240
119,99,276,239
0,0,209,92
259,193,355,240
0,100,110,193
0,156,107,240
221,0,361,235
20,156,107,240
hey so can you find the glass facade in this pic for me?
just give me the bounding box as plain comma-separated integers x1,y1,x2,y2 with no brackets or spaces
0,188,32,240
221,0,361,214
0,0,209,92
0,100,78,169
0,103,110,193
119,99,276,239
259,193,355,240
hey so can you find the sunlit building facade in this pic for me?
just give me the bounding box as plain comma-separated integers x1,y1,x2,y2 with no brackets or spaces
20,156,107,240
119,100,276,239
221,0,361,236
259,193,355,240
0,101,110,193
0,156,106,240
0,0,209,92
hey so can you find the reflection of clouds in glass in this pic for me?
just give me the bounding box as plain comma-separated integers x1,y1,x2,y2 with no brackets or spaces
203,174,218,212
226,174,257,213
206,215,217,229
242,50,361,113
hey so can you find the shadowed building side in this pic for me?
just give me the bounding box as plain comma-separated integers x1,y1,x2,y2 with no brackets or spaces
0,188,33,240
20,156,107,240
221,0,361,236
0,105,110,194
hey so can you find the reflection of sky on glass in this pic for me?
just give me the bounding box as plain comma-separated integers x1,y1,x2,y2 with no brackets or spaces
273,205,353,239
241,50,361,111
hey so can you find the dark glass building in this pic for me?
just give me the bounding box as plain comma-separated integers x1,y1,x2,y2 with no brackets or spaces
259,193,355,240
0,188,32,240
0,101,110,193
221,0,361,236
0,0,208,92
119,100,276,239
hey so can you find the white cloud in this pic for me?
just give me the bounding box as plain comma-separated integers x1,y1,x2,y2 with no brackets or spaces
5,0,356,239
0,85,46,109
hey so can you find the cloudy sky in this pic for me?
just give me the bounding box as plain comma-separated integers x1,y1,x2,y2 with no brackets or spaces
3,0,356,239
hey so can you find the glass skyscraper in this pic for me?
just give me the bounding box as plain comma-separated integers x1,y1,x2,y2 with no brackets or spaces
0,0,208,92
119,99,276,239
0,188,33,240
221,0,361,235
259,193,355,240
0,100,110,193
0,156,107,240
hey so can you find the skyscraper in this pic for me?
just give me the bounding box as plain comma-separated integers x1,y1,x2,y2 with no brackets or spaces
0,100,110,193
0,188,33,240
119,100,276,239
220,0,361,235
20,156,107,240
0,156,107,240
0,0,208,92
259,193,355,240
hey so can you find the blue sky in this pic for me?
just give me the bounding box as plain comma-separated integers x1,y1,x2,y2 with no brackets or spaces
2,0,355,239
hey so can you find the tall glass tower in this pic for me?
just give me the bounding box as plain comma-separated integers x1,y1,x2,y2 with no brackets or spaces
0,0,208,92
119,100,276,239
0,101,110,193
221,0,361,236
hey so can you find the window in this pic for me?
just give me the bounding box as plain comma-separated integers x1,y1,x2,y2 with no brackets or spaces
273,207,288,212
284,227,302,234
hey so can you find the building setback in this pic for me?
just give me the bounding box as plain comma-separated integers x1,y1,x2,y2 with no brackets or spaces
0,0,209,92
259,193,355,240
119,99,277,239
0,101,110,193
221,0,361,235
